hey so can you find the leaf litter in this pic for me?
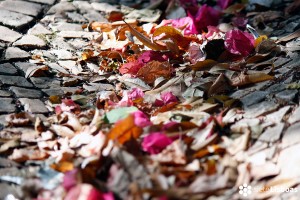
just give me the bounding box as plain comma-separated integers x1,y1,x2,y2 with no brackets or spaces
1,0,300,199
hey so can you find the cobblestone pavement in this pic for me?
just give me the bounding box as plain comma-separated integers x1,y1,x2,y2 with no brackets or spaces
0,0,299,199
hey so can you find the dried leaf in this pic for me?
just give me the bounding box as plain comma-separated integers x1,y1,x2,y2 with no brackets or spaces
136,61,172,84
25,65,49,78
192,59,218,71
230,73,274,87
107,114,143,144
123,20,166,51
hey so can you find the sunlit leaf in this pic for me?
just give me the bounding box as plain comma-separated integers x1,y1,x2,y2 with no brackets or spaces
104,106,138,123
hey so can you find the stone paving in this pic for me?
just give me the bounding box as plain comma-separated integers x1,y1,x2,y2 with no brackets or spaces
0,0,299,198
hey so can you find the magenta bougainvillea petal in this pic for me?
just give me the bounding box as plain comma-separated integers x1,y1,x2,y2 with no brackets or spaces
142,132,173,154
224,30,255,56
132,110,152,128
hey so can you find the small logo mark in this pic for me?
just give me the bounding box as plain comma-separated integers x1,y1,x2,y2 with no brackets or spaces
239,184,252,197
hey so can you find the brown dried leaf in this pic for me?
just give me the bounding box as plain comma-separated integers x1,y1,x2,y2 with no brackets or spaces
192,59,218,71
124,20,166,51
107,114,143,144
136,61,172,85
230,72,274,87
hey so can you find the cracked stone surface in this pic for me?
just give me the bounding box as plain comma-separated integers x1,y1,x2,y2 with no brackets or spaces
0,8,34,29
0,25,22,43
0,0,43,17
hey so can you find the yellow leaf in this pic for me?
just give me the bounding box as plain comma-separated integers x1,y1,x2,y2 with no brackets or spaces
255,35,268,47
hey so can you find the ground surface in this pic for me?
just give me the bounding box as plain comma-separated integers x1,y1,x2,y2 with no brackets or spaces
0,0,300,199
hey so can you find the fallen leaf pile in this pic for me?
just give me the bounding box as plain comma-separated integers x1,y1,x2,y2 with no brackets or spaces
1,0,300,199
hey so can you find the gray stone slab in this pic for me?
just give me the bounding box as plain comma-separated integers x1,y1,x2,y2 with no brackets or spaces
47,2,76,14
0,63,18,75
30,77,60,89
0,98,16,113
258,123,284,143
51,37,75,51
0,75,33,87
0,25,22,43
57,31,100,39
91,2,120,13
282,122,300,149
27,23,52,35
14,62,37,75
66,12,87,23
288,106,300,124
68,39,89,50
241,91,269,107
5,47,30,60
0,90,12,97
275,89,298,103
10,86,42,98
14,35,47,49
244,101,279,118
0,8,34,29
83,10,107,22
50,22,83,32
266,83,286,94
27,0,56,5
49,50,74,60
19,98,48,113
42,88,64,96
0,0,43,17
73,1,93,14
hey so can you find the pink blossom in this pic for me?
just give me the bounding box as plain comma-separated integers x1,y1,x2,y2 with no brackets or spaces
119,61,143,75
142,132,173,154
224,30,255,56
63,169,78,191
170,17,198,35
55,99,80,115
128,88,144,100
155,92,178,106
192,4,221,32
138,50,169,63
132,110,152,128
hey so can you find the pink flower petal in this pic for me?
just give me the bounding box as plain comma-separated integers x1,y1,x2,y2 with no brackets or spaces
63,169,78,191
128,88,144,100
132,111,152,128
119,61,143,75
138,50,169,63
192,4,221,32
224,30,255,56
142,132,173,154
161,92,178,105
170,17,198,35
